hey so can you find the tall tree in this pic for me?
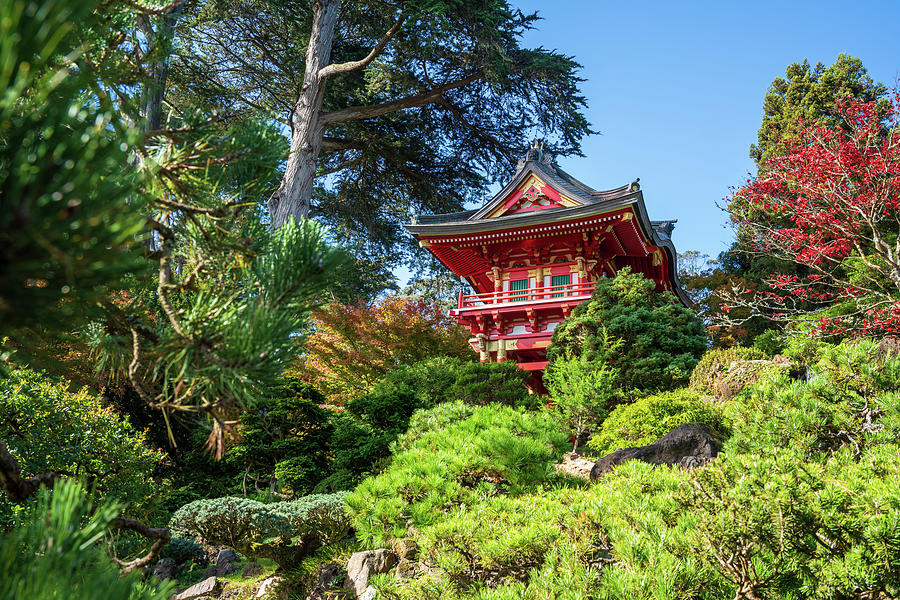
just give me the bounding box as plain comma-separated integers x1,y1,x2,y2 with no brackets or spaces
750,54,888,168
721,94,900,337
170,0,593,258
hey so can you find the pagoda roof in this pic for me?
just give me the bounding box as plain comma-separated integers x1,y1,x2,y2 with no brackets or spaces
404,147,691,306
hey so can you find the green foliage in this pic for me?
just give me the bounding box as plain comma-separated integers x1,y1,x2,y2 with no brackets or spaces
345,339,900,599
169,492,350,569
689,346,768,394
751,328,785,356
545,348,619,451
447,360,532,409
587,389,726,456
548,268,707,394
0,0,146,360
0,368,162,527
227,377,331,497
0,480,172,600
161,537,205,566
750,54,888,167
346,403,569,547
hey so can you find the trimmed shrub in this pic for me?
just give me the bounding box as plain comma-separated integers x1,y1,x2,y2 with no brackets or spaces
169,492,349,569
161,537,205,565
548,267,707,395
689,346,767,394
446,361,532,408
345,404,569,546
587,389,727,455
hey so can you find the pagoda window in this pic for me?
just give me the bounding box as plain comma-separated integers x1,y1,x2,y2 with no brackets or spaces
551,274,570,297
509,279,528,301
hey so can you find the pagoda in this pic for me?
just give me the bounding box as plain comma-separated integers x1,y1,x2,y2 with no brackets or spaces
404,142,689,387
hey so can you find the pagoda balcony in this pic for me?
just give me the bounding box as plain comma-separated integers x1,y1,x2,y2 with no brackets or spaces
453,281,595,312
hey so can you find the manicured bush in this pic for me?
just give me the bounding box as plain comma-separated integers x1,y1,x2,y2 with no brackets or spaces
345,404,569,546
587,389,727,455
0,368,163,526
688,346,768,394
548,267,707,394
446,361,533,408
169,492,350,569
161,537,205,566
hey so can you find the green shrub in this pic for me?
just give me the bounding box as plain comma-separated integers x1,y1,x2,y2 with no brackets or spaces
587,389,727,455
751,329,784,356
689,346,767,393
169,492,350,569
0,368,163,527
345,404,569,546
548,267,707,394
161,537,205,565
394,402,478,453
227,377,332,497
447,361,532,408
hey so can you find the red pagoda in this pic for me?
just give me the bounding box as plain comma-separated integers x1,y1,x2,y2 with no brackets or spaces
405,142,689,385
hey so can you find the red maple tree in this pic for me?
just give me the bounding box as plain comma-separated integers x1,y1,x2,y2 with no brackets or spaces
289,295,471,404
721,90,900,336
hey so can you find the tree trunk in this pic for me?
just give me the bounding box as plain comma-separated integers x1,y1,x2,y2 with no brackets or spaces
269,0,340,228
139,12,180,133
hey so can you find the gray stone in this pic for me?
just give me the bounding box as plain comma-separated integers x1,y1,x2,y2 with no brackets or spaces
555,452,594,480
394,558,419,580
172,576,218,600
359,586,377,600
256,575,287,599
242,561,264,578
216,548,240,565
201,565,217,580
345,549,397,597
216,560,240,577
591,423,723,480
153,557,177,581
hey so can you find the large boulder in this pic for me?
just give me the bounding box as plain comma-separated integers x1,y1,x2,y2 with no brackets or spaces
590,423,722,479
345,549,397,597
152,557,177,581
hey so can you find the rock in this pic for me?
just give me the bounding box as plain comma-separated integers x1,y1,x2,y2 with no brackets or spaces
256,575,287,599
242,562,264,578
152,557,177,581
305,562,342,600
359,586,377,600
391,538,418,560
591,423,723,479
394,558,419,580
345,549,397,597
554,451,594,480
877,336,900,361
201,565,217,580
216,549,240,566
216,560,240,577
173,576,218,600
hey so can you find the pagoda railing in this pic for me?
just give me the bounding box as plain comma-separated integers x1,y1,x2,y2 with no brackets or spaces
457,281,595,309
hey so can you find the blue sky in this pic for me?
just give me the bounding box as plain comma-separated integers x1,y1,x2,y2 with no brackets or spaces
507,0,900,261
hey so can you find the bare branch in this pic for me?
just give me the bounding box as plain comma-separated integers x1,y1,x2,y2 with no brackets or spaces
0,440,65,502
110,517,171,575
317,12,407,80
320,74,480,126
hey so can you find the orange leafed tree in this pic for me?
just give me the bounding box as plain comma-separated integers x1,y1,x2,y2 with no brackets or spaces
292,295,472,404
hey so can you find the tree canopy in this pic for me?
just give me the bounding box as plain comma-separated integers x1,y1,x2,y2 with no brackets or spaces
170,0,593,264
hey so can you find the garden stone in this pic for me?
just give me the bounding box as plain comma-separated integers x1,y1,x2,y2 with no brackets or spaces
216,549,240,565
591,423,722,479
359,586,377,600
256,575,287,599
345,549,397,597
554,452,594,480
201,565,217,579
153,557,177,581
242,562,264,578
391,538,418,560
395,558,419,580
172,576,218,600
